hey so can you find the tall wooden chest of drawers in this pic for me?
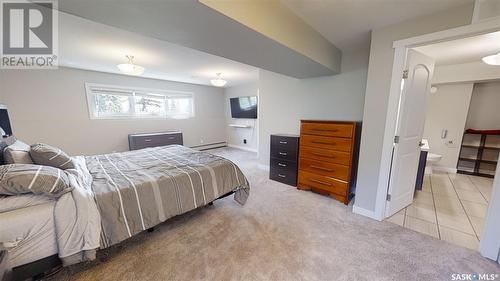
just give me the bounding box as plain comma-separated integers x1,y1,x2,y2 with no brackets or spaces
269,134,300,186
298,120,359,205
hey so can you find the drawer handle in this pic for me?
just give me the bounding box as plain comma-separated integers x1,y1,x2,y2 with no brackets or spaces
168,137,175,140
278,174,286,178
310,165,333,172
312,141,336,145
279,152,288,156
279,141,288,144
144,139,152,142
313,129,338,132
311,152,335,158
278,163,287,167
310,179,332,186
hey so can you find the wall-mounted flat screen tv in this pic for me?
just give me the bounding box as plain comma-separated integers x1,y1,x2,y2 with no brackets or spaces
230,96,257,119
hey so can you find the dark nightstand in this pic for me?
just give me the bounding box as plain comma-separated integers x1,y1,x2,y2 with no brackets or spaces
128,131,183,150
269,134,300,186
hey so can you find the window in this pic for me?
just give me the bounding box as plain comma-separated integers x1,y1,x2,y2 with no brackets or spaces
85,83,194,119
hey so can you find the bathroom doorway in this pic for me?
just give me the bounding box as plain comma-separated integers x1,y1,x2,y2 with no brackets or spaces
385,31,500,251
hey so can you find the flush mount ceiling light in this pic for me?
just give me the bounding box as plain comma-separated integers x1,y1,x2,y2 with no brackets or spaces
117,55,145,75
210,73,227,87
482,52,500,66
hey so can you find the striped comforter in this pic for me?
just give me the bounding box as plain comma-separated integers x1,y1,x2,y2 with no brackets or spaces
85,145,250,247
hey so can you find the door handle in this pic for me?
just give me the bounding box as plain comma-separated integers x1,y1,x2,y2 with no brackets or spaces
312,141,335,145
311,152,335,158
313,129,338,132
310,165,333,172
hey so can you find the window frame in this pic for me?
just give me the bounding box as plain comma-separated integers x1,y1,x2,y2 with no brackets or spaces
85,83,195,120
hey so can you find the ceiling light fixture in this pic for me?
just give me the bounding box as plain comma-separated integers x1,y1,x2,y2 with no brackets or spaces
210,73,227,87
482,52,500,66
117,55,145,75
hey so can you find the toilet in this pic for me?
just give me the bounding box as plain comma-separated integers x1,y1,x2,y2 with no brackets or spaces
425,153,443,174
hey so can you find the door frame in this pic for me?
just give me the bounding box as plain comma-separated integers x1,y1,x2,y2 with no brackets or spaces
372,18,500,257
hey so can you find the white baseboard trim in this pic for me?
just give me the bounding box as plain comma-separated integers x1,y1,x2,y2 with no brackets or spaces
352,205,383,221
190,142,227,151
257,164,270,171
227,144,258,153
434,167,457,173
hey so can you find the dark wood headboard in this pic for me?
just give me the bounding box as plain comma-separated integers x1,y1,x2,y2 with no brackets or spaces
0,136,16,165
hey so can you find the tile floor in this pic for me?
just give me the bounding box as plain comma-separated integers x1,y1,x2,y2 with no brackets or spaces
386,172,494,250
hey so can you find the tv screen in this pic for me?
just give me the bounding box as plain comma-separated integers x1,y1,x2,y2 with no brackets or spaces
230,96,257,119
0,105,12,136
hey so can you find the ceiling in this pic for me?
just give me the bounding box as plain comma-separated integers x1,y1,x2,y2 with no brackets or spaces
58,0,339,78
282,0,474,51
58,12,259,87
415,31,500,65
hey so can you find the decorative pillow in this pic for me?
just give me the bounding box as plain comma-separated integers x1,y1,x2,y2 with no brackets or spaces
0,164,71,197
3,140,33,164
30,143,75,169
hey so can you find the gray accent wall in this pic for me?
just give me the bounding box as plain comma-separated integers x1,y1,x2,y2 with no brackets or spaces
258,48,370,166
466,81,500,131
0,67,226,156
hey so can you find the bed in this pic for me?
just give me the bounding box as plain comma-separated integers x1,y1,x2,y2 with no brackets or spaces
0,194,58,268
0,141,250,278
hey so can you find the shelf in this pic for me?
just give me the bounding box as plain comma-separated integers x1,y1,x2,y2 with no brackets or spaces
457,170,495,178
458,158,498,164
459,130,499,179
458,157,477,162
228,124,252,128
461,145,480,149
461,144,500,151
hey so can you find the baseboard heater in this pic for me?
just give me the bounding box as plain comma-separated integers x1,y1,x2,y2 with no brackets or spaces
190,142,227,151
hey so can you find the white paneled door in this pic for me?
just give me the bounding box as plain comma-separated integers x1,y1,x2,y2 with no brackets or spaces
385,50,435,217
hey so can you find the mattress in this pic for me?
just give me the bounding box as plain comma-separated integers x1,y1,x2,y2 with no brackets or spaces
85,145,250,247
0,195,58,268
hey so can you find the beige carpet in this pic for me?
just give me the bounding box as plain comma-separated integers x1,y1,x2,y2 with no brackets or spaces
47,147,500,281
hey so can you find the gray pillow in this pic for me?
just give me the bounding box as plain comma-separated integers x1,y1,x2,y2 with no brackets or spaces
3,140,34,164
0,164,72,197
30,143,75,170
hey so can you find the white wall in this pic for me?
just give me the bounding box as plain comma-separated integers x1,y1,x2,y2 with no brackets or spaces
423,83,474,171
433,61,500,84
258,48,369,166
466,81,500,130
224,82,259,152
0,67,226,155
354,4,474,215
